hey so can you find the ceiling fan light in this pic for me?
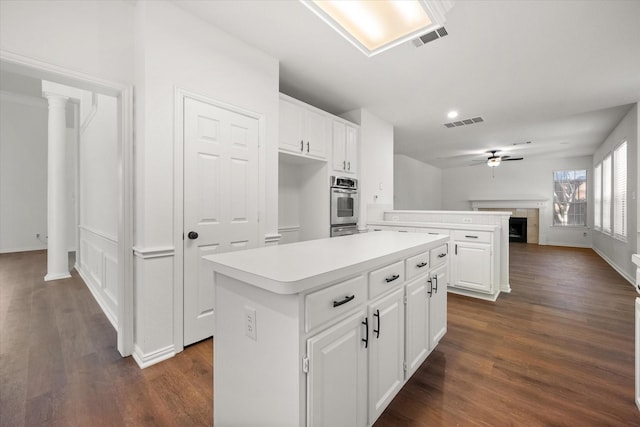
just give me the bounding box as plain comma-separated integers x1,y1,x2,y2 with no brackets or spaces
487,157,501,167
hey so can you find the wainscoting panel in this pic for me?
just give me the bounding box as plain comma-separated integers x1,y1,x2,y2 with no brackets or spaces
77,225,118,330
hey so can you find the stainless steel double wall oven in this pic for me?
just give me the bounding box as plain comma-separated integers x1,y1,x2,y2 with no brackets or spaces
330,176,359,237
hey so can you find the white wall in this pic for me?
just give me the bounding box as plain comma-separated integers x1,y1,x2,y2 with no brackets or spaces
592,103,638,282
132,1,280,364
342,109,394,230
394,154,442,210
0,0,134,85
441,155,594,248
77,93,120,327
0,92,48,253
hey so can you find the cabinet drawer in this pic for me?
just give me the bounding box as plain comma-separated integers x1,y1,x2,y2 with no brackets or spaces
305,275,366,332
369,260,405,298
430,244,449,268
452,230,491,243
405,252,429,280
417,228,450,236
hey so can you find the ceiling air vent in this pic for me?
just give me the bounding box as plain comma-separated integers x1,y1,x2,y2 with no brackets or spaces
443,117,484,128
412,27,448,47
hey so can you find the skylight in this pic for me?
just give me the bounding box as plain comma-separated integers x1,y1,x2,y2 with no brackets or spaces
301,0,453,57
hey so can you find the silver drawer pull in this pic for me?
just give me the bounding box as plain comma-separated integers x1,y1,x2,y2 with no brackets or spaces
385,274,400,283
438,253,446,258
333,295,355,307
416,262,428,268
465,235,478,239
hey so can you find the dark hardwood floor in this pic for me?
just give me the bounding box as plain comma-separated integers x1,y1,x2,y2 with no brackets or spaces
1,244,639,426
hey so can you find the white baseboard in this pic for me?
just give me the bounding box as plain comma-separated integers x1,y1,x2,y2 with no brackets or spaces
545,241,592,249
447,286,500,302
592,247,635,286
132,344,176,369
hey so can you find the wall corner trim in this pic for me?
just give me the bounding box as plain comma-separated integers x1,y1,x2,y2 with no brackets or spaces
132,344,176,369
264,233,282,245
132,246,175,259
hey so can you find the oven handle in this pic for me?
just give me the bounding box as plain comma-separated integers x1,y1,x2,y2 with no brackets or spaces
332,189,357,194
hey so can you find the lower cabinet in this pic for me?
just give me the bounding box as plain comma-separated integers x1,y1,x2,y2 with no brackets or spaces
368,288,405,423
451,240,491,292
405,276,430,379
429,264,448,349
307,310,368,427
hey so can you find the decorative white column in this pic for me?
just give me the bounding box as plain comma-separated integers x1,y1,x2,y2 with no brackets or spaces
43,92,71,281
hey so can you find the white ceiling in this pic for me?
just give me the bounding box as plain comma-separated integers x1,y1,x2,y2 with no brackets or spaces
175,0,640,168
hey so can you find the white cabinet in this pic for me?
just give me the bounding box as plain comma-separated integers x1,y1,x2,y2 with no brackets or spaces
307,310,368,427
404,276,430,378
279,95,327,160
429,264,447,349
332,120,358,175
368,287,405,423
451,231,492,293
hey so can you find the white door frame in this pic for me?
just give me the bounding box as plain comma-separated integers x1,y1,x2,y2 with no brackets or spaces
0,50,134,357
173,87,266,353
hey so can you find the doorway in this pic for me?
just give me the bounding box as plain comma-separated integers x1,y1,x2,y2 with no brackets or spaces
0,51,134,356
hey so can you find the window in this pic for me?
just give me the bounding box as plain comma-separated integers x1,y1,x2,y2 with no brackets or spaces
594,163,601,229
613,141,627,239
553,170,587,226
602,155,612,233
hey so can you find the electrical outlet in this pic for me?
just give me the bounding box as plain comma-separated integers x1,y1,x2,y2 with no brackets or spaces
462,217,472,223
245,306,257,341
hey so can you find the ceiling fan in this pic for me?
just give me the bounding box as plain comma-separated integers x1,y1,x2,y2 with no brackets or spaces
474,150,524,167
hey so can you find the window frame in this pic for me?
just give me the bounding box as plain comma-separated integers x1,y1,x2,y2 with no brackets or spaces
552,169,588,228
613,140,627,241
602,154,612,234
594,162,601,230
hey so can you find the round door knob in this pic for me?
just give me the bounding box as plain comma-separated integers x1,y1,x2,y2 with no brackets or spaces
188,231,199,240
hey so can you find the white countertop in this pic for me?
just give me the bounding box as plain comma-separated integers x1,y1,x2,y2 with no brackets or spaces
204,231,448,295
368,220,500,232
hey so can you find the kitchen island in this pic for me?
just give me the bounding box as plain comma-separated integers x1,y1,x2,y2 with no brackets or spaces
205,231,449,427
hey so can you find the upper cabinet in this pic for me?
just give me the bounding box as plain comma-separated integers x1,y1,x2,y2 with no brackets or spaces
332,120,359,175
279,95,328,160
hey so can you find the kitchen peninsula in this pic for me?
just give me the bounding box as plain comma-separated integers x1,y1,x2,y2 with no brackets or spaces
205,231,449,426
368,209,512,301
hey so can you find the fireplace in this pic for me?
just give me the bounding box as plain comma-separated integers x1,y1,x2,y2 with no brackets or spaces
509,217,527,243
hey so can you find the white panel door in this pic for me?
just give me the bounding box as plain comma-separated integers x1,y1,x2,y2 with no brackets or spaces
304,109,327,159
332,120,346,172
368,287,405,424
429,264,448,350
307,310,367,427
345,125,357,174
405,276,429,379
183,97,260,346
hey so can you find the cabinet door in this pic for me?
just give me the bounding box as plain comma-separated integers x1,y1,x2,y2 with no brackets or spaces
368,288,405,424
307,310,367,427
345,125,358,174
429,265,448,350
279,98,305,154
452,241,491,292
405,276,429,379
332,120,346,172
305,108,327,159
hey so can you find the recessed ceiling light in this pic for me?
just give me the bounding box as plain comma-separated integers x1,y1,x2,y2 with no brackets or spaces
300,0,453,57
447,110,458,119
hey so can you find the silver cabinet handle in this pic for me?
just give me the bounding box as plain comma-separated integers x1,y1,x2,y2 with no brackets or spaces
347,161,351,171
300,140,304,151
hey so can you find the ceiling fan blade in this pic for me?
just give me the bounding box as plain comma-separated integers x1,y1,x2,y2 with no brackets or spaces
503,157,523,161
